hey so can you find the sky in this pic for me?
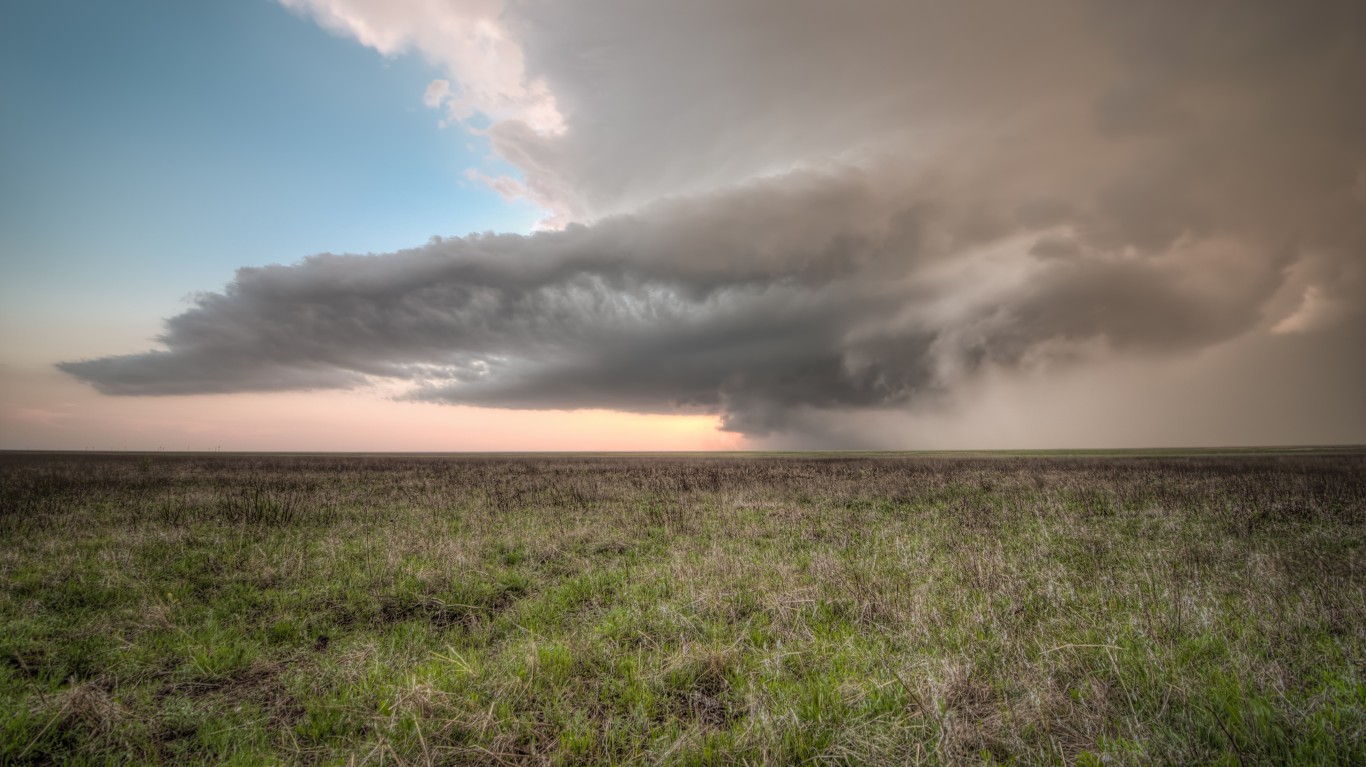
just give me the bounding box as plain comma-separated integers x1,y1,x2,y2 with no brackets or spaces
2,0,1364,451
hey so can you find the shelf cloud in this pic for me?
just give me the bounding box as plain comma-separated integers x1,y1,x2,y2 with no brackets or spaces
61,0,1366,440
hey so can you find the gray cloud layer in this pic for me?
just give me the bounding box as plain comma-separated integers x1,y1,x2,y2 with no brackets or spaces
61,0,1366,440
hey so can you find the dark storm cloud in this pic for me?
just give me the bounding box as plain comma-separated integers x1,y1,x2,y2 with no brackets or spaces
62,171,944,434
61,0,1366,439
59,165,1306,435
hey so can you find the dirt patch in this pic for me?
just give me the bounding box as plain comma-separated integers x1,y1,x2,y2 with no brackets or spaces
660,660,741,729
378,589,519,630
166,661,305,731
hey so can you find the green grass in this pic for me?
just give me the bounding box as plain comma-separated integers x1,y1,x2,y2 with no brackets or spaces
1,452,1363,765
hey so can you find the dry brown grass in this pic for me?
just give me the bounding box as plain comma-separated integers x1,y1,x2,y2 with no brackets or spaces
0,450,1363,764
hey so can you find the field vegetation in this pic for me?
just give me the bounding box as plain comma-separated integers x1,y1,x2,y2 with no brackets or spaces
1,451,1363,765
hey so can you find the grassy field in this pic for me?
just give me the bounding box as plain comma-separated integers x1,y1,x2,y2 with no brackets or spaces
1,451,1363,765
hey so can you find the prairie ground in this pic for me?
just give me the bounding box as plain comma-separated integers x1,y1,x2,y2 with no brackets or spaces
0,451,1362,765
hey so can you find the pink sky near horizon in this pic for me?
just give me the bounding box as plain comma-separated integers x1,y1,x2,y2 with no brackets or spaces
0,365,742,452
0,311,742,452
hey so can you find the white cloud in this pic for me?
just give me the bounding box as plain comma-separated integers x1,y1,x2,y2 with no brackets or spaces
1273,286,1350,335
463,168,527,201
422,78,451,108
279,0,564,135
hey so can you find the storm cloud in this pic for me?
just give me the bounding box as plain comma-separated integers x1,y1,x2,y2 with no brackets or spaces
61,0,1366,440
